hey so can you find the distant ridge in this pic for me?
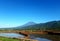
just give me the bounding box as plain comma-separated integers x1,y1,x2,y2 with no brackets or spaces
16,22,36,28
21,22,36,27
0,20,60,30
16,20,60,30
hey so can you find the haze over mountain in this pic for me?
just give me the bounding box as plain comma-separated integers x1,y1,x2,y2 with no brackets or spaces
18,22,36,27
15,20,60,30
0,22,36,30
13,22,36,30
0,20,60,31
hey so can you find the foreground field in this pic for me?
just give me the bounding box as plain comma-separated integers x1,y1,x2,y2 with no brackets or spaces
0,37,20,41
0,36,38,41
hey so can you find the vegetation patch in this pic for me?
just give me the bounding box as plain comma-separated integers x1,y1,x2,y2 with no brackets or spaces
0,37,20,41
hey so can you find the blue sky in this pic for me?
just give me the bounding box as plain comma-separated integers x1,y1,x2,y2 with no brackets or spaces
0,0,60,28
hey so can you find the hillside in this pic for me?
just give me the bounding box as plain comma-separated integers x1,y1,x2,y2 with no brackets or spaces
16,20,60,31
0,22,36,30
0,20,60,31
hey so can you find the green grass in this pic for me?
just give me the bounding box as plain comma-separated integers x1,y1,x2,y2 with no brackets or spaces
0,37,20,41
0,37,32,41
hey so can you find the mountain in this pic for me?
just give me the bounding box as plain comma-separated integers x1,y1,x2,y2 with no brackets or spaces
12,22,36,30
16,20,60,30
0,22,36,30
0,20,60,31
21,22,36,27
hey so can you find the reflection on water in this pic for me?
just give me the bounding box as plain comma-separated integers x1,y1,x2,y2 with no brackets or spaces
34,38,51,41
31,34,60,41
0,33,24,38
0,33,60,41
30,34,51,41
